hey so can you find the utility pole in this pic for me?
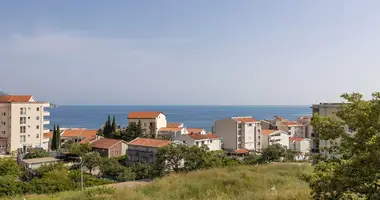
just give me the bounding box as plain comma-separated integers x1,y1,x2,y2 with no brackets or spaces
79,157,84,191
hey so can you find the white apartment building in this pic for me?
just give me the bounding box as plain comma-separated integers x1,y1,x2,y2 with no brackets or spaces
127,112,167,137
289,137,311,154
274,116,307,138
175,133,221,151
215,116,261,152
311,103,350,155
158,127,187,140
0,95,50,154
268,130,290,149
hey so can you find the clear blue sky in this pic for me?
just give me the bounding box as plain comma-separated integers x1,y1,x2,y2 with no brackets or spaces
1,0,380,105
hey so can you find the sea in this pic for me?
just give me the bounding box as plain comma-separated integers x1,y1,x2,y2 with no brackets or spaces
47,105,311,131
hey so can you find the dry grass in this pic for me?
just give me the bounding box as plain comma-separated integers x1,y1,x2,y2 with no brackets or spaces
6,163,312,200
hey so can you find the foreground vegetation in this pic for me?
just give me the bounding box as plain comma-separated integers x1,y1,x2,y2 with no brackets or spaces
8,163,312,200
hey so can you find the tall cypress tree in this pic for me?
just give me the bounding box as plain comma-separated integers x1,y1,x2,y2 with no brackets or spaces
56,125,61,150
51,124,57,150
111,116,117,133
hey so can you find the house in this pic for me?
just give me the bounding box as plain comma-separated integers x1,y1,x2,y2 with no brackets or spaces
289,137,311,154
297,116,312,138
215,116,261,152
21,157,59,170
158,127,186,140
186,128,206,135
166,123,184,128
0,95,50,154
126,137,172,165
174,132,221,151
44,128,99,147
127,112,167,137
91,138,127,158
273,116,306,138
259,129,279,150
268,130,290,149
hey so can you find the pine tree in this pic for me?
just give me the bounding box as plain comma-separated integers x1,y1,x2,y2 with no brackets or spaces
51,124,57,150
137,120,143,138
56,125,61,150
112,116,117,133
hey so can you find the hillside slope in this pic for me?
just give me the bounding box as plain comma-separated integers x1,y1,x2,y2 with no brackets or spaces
10,163,312,200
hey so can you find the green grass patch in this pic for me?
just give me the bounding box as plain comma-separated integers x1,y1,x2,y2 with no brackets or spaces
5,163,312,200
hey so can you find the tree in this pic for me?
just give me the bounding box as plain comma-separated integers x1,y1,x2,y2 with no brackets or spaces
112,116,117,133
154,144,187,176
100,158,124,177
306,92,380,199
68,143,91,156
56,125,61,150
117,168,136,182
147,122,156,138
211,125,216,133
51,124,57,150
130,163,154,179
261,144,286,162
0,157,20,177
34,162,66,178
243,154,265,165
23,148,50,159
284,149,297,162
83,152,102,173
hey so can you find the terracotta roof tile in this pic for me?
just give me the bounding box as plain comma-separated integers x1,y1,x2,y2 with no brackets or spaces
0,95,33,103
128,112,163,119
128,138,172,148
158,127,183,132
234,148,249,154
186,128,204,134
187,133,220,140
234,117,257,123
261,129,279,135
290,137,304,142
91,138,123,149
61,129,84,137
81,130,98,137
79,136,98,144
284,121,303,126
166,123,182,128
43,132,54,139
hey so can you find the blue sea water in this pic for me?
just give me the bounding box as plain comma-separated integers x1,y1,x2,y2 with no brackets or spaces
47,105,311,131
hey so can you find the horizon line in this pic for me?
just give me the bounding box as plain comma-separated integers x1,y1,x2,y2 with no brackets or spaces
54,104,312,107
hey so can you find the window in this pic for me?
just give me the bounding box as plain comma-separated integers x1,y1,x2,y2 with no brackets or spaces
115,150,119,156
1,131,5,134
1,112,5,116
183,141,186,143
20,126,26,133
258,142,261,146
210,140,212,143
249,123,252,127
28,117,30,119
20,108,26,115
28,107,30,110
20,135,26,143
0,122,5,125
201,141,205,145
36,116,39,120
196,142,199,146
37,107,39,111
20,117,26,124
36,125,39,129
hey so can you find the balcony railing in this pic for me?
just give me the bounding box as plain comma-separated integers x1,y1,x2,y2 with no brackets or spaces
43,111,50,116
43,120,50,125
43,129,50,133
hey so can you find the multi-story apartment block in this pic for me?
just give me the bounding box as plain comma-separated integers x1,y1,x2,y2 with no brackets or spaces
0,95,50,154
311,103,348,154
127,112,167,137
215,116,261,152
274,116,307,138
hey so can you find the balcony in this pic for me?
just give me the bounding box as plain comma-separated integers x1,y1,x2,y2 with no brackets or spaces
43,129,50,133
43,111,50,116
43,120,50,125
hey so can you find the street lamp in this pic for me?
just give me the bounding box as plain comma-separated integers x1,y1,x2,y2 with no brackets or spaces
79,157,84,191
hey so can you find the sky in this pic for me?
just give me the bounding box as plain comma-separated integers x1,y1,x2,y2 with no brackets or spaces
1,0,380,105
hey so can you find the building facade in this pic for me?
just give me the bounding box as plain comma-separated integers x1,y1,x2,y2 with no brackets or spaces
127,112,167,137
289,137,311,154
0,95,50,154
174,133,221,151
158,127,186,140
215,116,261,152
126,137,172,165
268,130,290,148
91,138,128,158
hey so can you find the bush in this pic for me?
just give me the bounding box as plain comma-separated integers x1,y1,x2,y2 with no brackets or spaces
23,148,50,159
0,176,25,196
243,154,265,165
130,163,154,180
0,157,20,177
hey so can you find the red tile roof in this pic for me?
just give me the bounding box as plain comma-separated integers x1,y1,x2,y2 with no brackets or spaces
128,137,172,148
0,95,33,103
234,148,249,154
186,128,204,134
234,117,257,123
274,116,285,120
166,123,182,128
91,138,123,149
158,127,183,132
80,136,98,144
187,133,220,140
128,112,163,119
290,137,304,142
61,129,97,138
261,129,279,135
284,121,303,126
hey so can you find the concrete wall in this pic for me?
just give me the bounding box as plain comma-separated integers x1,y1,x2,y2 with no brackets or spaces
215,118,237,151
